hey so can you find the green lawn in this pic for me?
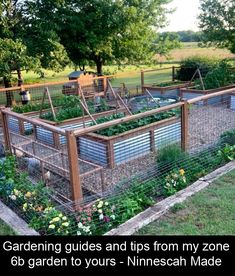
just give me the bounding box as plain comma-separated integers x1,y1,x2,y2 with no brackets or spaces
136,169,235,235
0,218,16,236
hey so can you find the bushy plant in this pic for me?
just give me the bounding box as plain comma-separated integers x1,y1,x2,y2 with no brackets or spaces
156,144,189,172
219,129,235,146
218,145,235,161
95,110,177,136
176,56,218,81
194,61,235,90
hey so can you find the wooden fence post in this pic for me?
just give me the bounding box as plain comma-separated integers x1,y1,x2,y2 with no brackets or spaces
172,66,175,82
150,129,156,153
141,70,144,93
181,100,189,151
1,110,11,152
107,140,115,168
66,130,83,203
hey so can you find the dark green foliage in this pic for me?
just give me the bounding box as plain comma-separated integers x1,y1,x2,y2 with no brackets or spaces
156,144,189,172
194,61,235,90
199,0,235,53
219,129,235,146
94,111,176,136
176,56,218,81
153,81,185,87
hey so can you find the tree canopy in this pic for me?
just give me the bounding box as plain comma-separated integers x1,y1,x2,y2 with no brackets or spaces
199,0,235,53
25,0,172,75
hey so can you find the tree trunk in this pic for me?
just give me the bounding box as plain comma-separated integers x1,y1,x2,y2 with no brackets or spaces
17,69,23,86
96,59,103,76
3,77,14,107
95,58,104,92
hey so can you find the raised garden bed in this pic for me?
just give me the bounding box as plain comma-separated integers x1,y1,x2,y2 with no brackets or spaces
6,107,127,148
142,81,190,98
180,84,235,106
79,116,181,168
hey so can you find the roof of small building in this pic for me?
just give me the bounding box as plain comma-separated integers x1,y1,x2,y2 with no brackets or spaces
68,71,85,79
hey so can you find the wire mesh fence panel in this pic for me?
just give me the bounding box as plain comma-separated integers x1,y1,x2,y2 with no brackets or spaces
188,92,235,152
0,86,234,236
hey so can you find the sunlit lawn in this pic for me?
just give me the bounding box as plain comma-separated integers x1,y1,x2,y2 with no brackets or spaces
0,218,16,236
136,169,235,235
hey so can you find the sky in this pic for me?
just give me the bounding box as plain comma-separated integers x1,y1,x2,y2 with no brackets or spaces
162,0,200,32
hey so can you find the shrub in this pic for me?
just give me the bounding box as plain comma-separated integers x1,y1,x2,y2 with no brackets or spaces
156,144,189,172
218,145,235,161
219,129,235,146
176,56,218,81
194,60,235,90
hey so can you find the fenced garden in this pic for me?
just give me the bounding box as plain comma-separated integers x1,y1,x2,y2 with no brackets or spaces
0,67,235,236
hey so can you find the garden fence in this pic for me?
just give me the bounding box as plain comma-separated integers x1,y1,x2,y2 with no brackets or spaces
0,86,234,236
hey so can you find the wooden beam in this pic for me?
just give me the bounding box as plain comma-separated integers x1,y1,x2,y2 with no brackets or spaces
187,87,235,104
66,130,83,203
116,93,132,115
181,100,189,151
107,79,121,108
141,70,144,93
1,111,11,152
1,108,66,135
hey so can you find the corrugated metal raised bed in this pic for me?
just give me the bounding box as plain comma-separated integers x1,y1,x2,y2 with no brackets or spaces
180,85,234,105
79,117,181,168
142,82,189,98
231,94,235,110
7,107,126,148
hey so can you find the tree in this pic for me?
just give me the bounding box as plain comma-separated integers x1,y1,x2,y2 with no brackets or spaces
0,0,70,87
0,38,40,105
199,0,235,53
154,32,181,65
27,0,172,75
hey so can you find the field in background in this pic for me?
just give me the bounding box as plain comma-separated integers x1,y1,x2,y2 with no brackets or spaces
136,169,235,235
1,42,234,88
168,42,235,63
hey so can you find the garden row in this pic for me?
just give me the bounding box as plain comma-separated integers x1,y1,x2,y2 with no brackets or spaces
0,129,234,235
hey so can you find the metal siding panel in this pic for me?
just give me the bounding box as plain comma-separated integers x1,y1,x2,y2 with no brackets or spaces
114,132,150,164
36,126,54,146
7,116,20,133
154,122,181,148
79,137,107,166
182,92,204,105
231,96,235,110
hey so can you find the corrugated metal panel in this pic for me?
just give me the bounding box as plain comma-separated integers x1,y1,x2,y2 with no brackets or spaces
114,132,150,164
151,89,179,97
231,95,235,110
35,126,54,146
155,122,181,148
7,116,20,133
79,137,107,166
182,92,204,105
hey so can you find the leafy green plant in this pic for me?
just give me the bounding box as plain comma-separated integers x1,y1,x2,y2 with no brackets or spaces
163,168,187,196
219,129,235,146
94,111,177,136
218,145,235,161
176,56,218,81
194,61,235,90
153,81,185,87
157,144,189,172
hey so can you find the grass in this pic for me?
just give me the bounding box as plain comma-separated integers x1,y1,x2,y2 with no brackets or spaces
1,43,234,89
0,218,16,235
136,169,235,235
